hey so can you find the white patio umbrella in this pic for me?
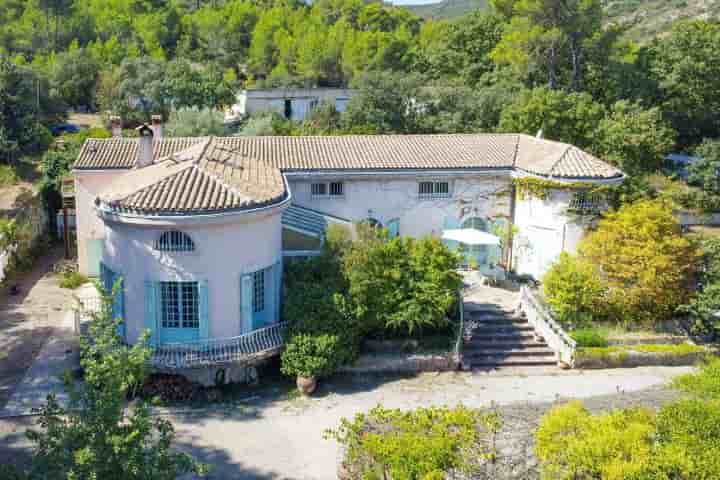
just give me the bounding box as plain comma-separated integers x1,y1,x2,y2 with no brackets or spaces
441,228,501,246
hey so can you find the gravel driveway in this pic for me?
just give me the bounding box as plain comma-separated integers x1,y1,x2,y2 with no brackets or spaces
167,366,691,479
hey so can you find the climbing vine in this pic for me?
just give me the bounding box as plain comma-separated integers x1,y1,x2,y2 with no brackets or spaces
513,177,613,200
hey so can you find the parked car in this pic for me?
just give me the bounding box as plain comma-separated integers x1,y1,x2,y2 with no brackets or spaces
50,123,81,136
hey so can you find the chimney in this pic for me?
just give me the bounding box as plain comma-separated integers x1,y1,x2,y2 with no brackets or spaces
135,124,154,168
110,116,122,137
150,114,163,139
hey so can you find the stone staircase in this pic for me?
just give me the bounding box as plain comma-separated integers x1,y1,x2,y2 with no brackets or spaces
462,305,557,369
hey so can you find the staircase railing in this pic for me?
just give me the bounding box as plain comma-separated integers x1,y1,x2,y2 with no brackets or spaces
453,290,465,368
520,286,576,366
151,322,289,370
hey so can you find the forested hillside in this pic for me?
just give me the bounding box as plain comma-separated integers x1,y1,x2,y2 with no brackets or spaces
406,0,720,40
0,0,719,169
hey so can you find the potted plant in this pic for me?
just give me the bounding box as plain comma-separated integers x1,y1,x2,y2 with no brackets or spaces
281,333,342,395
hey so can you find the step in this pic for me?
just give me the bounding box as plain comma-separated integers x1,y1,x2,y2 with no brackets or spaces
466,309,516,318
463,348,555,358
473,325,535,333
469,331,537,340
464,340,550,349
469,316,528,325
466,356,558,367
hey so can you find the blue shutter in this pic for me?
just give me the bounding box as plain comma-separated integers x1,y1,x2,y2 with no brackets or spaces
265,266,275,325
241,274,253,333
199,280,209,339
388,218,400,238
114,276,125,341
144,281,157,346
275,261,283,323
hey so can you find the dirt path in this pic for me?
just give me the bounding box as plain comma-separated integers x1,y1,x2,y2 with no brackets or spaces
0,247,67,408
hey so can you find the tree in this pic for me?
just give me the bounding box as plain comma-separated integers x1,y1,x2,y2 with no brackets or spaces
415,12,505,85
579,199,700,324
491,0,603,90
649,20,720,147
164,107,228,137
342,70,424,134
0,56,58,162
48,43,100,109
688,139,720,196
25,283,207,479
343,234,462,335
498,87,604,148
542,253,606,327
593,100,676,175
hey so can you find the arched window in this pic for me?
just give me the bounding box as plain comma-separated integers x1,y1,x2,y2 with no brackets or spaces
155,231,195,252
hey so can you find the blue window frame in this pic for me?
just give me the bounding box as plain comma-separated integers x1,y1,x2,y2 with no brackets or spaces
159,281,199,330
100,262,125,340
155,231,195,252
252,270,265,313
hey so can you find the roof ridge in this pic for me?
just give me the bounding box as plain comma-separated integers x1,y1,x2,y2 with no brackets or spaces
548,145,574,177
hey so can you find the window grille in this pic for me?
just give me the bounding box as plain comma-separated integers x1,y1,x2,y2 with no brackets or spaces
568,191,603,213
419,181,450,198
155,231,195,252
311,183,327,197
253,270,265,313
330,182,344,196
312,182,344,197
160,281,199,329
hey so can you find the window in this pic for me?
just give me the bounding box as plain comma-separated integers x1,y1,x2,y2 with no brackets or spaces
330,182,344,196
159,281,199,329
311,183,327,196
311,182,344,198
568,191,603,214
155,231,194,252
418,181,450,198
253,270,265,313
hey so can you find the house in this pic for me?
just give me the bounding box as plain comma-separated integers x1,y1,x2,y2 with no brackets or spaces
225,87,356,123
72,126,623,380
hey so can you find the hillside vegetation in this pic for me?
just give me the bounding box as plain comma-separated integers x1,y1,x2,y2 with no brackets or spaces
406,0,720,40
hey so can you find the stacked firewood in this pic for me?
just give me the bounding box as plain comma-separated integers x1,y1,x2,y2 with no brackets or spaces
140,374,202,403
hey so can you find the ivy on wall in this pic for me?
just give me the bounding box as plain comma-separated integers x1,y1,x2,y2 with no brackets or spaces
513,177,613,200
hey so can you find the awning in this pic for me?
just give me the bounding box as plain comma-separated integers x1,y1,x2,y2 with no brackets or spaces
282,204,352,238
441,228,501,246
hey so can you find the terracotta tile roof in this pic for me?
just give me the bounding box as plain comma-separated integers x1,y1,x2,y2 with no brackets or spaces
76,134,624,180
514,136,622,179
99,138,287,215
75,137,205,169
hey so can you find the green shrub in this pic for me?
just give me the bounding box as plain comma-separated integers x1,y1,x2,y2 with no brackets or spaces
536,401,657,480
543,253,606,327
537,398,720,479
0,164,19,187
59,271,89,289
570,328,609,347
344,236,462,336
674,357,720,400
579,199,700,325
280,334,343,378
326,404,501,480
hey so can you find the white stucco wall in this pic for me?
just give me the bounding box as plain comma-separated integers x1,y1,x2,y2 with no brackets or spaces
287,173,513,238
101,211,283,344
74,171,127,276
512,189,594,280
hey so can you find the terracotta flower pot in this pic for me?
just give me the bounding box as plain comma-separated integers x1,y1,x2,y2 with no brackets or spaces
296,375,317,395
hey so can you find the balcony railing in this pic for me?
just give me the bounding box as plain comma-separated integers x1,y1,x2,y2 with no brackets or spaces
151,322,289,370
74,294,288,370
